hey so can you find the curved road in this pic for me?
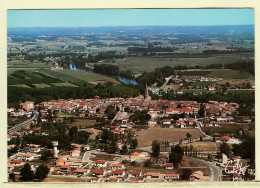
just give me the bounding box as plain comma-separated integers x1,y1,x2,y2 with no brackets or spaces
8,111,39,133
185,157,221,181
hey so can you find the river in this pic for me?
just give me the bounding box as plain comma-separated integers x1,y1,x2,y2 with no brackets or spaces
69,63,138,85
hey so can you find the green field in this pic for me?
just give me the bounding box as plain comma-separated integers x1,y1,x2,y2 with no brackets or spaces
54,69,120,84
8,70,63,85
89,55,247,73
8,60,52,68
51,82,79,87
33,83,52,88
9,84,31,88
37,69,87,86
207,70,253,79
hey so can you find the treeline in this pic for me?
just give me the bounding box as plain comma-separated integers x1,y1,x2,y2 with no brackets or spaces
8,83,140,107
94,64,120,76
202,49,254,55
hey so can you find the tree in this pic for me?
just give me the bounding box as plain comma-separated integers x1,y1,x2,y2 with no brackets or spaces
40,149,53,161
144,160,153,167
198,103,205,118
186,133,191,143
130,138,138,149
169,145,184,167
151,140,160,160
182,169,192,180
20,163,34,181
34,164,49,181
219,142,231,158
121,144,128,155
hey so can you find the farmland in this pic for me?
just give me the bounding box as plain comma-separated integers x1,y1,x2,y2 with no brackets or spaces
8,70,63,85
54,69,120,85
89,55,248,73
7,60,52,68
136,127,204,147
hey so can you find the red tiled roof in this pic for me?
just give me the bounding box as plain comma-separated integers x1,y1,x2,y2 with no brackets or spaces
165,163,173,167
11,160,23,164
95,161,105,164
93,169,104,174
110,178,118,182
128,171,141,175
111,170,123,175
181,107,192,112
60,165,69,169
219,136,231,141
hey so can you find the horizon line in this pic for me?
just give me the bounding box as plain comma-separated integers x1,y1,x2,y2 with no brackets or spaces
7,24,255,29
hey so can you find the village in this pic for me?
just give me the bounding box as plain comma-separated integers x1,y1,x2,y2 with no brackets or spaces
7,86,255,182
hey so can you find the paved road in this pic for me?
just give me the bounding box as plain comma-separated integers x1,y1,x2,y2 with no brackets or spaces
152,75,174,95
8,111,39,133
185,157,221,181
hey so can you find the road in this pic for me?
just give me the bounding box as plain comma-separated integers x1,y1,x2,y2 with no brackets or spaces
8,111,39,133
185,157,222,181
152,75,174,95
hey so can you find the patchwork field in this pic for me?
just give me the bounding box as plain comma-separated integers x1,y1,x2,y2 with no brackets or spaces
136,127,204,147
54,69,120,85
8,60,52,68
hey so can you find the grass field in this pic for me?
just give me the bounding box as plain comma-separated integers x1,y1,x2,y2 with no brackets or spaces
33,83,52,88
204,123,252,137
7,60,52,68
136,127,204,147
8,84,31,88
71,119,97,128
54,69,120,84
50,82,79,87
207,70,254,79
89,55,246,73
180,141,218,152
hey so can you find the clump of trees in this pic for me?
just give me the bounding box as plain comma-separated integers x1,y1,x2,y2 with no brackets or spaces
169,145,184,168
20,163,49,181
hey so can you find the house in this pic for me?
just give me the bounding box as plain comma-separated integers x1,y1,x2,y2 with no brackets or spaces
110,170,125,177
219,136,231,143
92,169,105,176
21,153,34,161
162,119,171,125
111,164,124,170
74,168,89,176
109,178,119,182
91,177,100,182
94,161,107,168
71,150,80,157
233,173,242,181
208,86,216,91
8,164,14,173
165,163,173,170
145,172,160,179
128,171,142,178
10,160,24,166
190,171,203,180
29,147,41,153
60,165,70,174
208,121,218,127
56,158,66,166
148,120,157,126
164,173,179,181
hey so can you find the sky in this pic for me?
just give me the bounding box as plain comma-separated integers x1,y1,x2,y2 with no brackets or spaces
7,9,254,28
